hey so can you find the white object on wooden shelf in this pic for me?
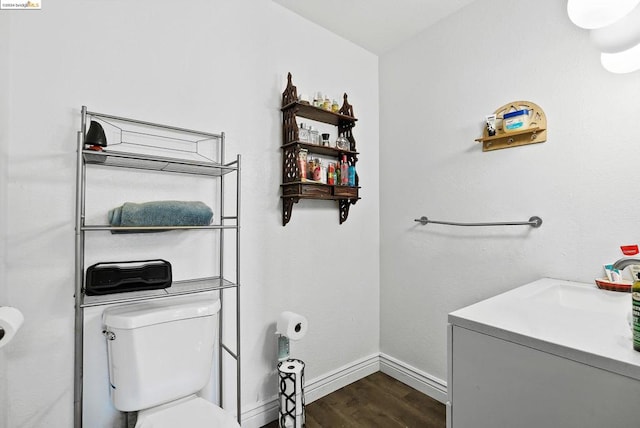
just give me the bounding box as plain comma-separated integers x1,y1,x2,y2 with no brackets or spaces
475,101,547,152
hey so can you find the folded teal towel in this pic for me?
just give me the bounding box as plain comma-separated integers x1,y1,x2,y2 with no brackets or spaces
108,201,213,227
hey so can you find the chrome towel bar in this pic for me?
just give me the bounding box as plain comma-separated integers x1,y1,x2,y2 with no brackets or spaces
414,216,542,228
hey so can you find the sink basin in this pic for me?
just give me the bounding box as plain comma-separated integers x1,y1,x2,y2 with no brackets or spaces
525,281,627,314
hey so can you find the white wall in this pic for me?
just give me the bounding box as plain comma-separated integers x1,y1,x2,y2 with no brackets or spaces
0,13,10,428
379,0,640,384
2,1,379,427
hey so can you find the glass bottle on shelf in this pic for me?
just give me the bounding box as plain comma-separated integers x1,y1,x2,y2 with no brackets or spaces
328,162,335,185
313,159,322,181
340,155,349,186
307,157,315,181
298,123,309,143
320,161,327,184
297,149,308,181
348,162,356,187
309,126,319,145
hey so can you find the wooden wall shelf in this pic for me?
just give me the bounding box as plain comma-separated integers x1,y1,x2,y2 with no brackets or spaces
280,72,360,225
475,101,547,152
281,141,359,158
281,101,358,126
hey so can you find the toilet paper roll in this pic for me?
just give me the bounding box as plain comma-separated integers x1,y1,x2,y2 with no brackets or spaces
277,311,308,341
0,306,24,349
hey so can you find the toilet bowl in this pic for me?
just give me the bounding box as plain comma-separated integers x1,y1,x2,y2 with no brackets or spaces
135,395,240,428
102,295,240,428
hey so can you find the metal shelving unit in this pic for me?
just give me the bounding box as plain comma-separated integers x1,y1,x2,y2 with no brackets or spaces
73,106,241,427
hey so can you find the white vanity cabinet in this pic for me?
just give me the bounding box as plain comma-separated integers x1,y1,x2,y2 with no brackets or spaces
447,278,640,428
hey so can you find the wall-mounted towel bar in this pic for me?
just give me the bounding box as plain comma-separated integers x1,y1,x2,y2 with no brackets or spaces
414,216,542,228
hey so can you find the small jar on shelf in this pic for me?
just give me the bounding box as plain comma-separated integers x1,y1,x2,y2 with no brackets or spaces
298,123,309,143
309,126,319,145
312,158,322,181
323,96,331,111
335,136,349,150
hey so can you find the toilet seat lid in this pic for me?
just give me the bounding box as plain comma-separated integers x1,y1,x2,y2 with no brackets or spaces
135,396,240,428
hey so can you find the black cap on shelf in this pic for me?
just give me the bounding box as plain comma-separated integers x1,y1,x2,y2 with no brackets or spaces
85,120,107,147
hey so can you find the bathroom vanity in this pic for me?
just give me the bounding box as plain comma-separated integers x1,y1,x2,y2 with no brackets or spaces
447,278,640,428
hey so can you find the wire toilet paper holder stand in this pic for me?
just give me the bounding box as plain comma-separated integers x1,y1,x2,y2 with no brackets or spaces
276,311,308,427
278,358,306,428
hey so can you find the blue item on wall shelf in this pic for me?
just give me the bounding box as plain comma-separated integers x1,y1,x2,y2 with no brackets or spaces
108,200,213,228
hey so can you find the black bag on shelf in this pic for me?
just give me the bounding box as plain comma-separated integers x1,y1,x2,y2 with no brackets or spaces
85,259,172,296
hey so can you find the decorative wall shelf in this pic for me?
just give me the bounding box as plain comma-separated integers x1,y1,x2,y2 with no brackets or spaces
475,101,547,152
280,72,360,225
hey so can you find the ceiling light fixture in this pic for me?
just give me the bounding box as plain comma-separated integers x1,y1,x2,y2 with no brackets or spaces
601,42,640,73
590,3,640,52
567,0,640,73
567,0,640,29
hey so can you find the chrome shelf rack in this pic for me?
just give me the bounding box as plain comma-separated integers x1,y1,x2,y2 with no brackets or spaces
73,106,241,427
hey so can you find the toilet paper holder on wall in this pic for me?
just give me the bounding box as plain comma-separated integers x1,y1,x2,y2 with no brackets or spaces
276,311,308,361
0,306,24,349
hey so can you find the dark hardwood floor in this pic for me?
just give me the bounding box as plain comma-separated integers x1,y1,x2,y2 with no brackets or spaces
262,371,446,428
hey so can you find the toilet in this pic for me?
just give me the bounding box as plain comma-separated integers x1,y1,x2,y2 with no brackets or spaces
102,295,241,428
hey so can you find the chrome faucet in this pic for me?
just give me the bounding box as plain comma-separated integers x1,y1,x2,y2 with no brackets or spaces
612,258,640,270
612,258,640,283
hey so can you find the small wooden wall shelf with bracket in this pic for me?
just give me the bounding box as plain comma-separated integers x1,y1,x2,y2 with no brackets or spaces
280,72,360,226
475,101,547,152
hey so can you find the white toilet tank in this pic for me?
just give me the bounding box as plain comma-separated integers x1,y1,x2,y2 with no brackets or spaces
103,295,221,412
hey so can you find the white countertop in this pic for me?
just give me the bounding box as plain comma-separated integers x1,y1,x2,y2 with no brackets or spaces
448,278,640,381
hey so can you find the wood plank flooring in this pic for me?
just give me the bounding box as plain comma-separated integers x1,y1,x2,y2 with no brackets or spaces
262,371,446,428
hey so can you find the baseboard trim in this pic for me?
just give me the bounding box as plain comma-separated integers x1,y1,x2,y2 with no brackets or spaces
240,353,448,427
379,353,448,404
240,353,380,428
305,353,380,404
241,398,279,428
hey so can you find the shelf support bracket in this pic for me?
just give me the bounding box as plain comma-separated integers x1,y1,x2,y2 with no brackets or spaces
339,199,357,224
283,197,298,226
